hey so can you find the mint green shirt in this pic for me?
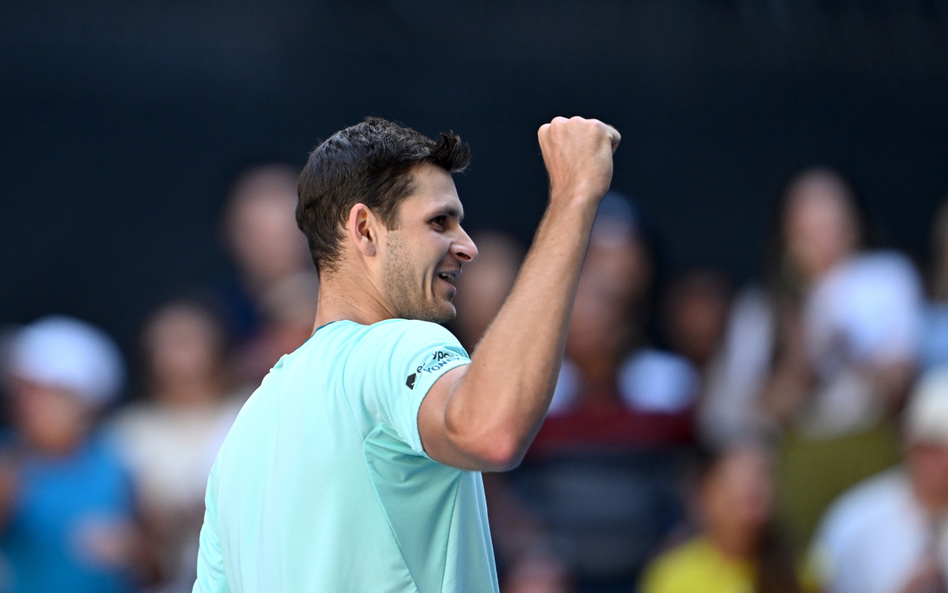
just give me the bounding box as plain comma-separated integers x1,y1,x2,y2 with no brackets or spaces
193,319,498,593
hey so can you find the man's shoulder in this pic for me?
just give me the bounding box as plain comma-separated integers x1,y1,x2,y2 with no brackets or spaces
338,318,463,352
307,319,466,385
369,318,456,338
319,318,453,339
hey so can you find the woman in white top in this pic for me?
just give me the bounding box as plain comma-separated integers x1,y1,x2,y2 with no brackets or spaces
701,167,923,548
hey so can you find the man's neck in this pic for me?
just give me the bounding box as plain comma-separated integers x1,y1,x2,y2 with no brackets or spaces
312,271,394,329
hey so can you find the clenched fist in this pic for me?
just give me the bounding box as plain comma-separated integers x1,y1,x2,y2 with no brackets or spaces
538,116,620,207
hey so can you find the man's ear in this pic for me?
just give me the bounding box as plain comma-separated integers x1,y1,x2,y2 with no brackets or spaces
347,203,380,258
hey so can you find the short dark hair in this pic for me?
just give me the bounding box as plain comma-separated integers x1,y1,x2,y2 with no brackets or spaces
296,117,471,275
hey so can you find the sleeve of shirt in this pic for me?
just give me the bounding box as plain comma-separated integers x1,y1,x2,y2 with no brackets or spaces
344,319,471,457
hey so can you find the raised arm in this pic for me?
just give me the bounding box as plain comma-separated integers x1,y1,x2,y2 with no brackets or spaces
418,116,620,471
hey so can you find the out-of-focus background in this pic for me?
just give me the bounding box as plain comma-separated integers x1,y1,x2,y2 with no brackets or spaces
3,2,948,593
4,1,948,349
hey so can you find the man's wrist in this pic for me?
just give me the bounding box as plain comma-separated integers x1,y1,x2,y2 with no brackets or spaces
547,187,603,218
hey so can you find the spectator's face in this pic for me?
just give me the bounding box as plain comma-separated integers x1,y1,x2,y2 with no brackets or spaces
665,273,730,366
907,441,948,511
452,234,521,349
227,185,310,288
783,174,858,283
702,448,774,546
566,232,650,362
144,304,225,398
10,378,90,454
380,164,478,324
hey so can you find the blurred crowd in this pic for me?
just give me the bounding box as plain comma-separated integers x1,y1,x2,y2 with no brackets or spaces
2,164,948,593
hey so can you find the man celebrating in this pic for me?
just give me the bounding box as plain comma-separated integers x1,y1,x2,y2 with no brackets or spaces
193,115,620,592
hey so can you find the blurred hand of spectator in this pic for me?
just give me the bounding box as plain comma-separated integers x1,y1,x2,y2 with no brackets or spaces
761,304,813,424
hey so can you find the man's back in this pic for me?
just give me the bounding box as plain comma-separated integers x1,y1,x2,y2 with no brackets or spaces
193,319,498,593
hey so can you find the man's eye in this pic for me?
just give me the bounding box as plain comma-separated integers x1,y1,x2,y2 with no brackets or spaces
431,216,447,227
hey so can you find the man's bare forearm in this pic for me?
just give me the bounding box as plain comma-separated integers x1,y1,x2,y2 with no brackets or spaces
440,117,620,470
444,199,597,467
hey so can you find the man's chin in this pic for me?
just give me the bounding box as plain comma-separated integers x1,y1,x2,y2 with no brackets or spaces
427,305,456,325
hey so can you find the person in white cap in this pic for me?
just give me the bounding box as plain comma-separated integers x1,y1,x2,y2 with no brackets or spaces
807,366,948,593
0,315,140,593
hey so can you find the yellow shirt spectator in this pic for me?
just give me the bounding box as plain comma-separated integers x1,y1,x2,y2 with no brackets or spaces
640,536,755,593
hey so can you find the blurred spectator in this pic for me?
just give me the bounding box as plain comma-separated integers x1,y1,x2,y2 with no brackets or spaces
217,163,317,382
503,194,692,592
0,316,139,593
450,230,524,353
640,441,803,593
109,299,246,593
236,272,319,382
702,167,924,546
921,199,948,371
698,282,776,447
659,269,732,376
808,366,948,593
660,268,733,434
541,193,694,444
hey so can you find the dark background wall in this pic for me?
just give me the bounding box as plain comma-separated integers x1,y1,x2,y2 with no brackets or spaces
2,0,948,358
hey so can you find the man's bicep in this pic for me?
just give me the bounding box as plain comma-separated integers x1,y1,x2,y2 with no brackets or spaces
417,364,480,470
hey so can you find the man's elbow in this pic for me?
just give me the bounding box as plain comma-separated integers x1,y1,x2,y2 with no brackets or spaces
469,436,526,472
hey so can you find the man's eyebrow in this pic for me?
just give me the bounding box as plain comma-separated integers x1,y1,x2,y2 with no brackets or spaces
433,205,464,222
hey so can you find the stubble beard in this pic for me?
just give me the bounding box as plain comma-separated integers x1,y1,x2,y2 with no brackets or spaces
383,235,456,324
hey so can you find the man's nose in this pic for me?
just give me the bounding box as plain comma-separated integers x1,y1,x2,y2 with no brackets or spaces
452,228,478,263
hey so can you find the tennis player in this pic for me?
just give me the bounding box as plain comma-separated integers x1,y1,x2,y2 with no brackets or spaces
193,115,620,592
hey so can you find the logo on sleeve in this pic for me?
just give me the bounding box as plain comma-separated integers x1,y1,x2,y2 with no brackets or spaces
422,350,463,373
406,351,464,389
